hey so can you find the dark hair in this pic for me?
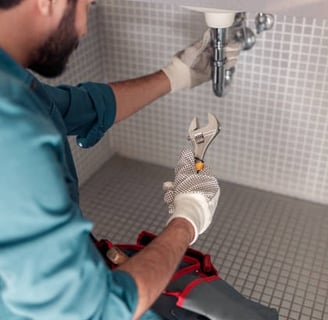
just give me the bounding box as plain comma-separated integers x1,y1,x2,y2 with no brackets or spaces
0,0,77,9
0,0,24,9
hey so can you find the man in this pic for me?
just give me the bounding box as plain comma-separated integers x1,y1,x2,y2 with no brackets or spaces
0,0,238,319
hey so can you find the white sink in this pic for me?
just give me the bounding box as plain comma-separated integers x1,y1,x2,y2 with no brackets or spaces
128,0,328,20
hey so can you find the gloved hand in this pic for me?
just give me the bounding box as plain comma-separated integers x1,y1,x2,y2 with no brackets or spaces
163,147,220,244
161,29,241,92
224,41,242,70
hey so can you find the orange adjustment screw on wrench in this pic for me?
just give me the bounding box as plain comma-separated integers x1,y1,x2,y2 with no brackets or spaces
188,113,221,172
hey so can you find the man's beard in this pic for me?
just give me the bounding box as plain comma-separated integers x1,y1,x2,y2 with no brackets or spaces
29,3,79,78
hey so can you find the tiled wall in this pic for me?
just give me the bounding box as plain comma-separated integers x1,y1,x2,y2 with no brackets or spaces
100,0,328,205
43,1,328,204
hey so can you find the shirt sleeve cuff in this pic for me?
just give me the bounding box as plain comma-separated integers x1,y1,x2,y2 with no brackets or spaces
75,82,116,148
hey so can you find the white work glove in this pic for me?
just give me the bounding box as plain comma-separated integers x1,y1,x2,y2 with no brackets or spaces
161,29,241,92
163,147,220,244
224,41,242,70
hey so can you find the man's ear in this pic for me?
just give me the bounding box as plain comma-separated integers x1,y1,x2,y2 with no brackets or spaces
37,0,53,16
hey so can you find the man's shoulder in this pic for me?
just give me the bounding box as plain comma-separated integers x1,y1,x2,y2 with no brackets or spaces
0,73,59,147
0,68,37,108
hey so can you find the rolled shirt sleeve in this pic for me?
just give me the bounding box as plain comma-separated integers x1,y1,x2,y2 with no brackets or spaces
41,81,117,148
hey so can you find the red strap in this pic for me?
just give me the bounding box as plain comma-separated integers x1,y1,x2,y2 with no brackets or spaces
176,275,218,307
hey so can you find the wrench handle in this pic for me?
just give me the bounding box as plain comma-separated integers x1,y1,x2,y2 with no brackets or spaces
195,159,204,173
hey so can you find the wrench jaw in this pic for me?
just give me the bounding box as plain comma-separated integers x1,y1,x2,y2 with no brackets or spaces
188,117,200,133
188,113,219,135
188,113,221,167
206,113,221,133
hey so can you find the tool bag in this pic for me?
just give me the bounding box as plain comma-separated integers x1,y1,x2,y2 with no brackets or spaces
95,231,279,320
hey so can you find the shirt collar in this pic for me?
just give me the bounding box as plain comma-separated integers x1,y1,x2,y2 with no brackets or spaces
0,48,34,85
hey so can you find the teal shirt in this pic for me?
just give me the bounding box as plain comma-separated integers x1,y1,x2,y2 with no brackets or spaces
0,49,160,320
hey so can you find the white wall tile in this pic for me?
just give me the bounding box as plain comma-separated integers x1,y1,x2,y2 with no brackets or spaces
99,0,328,205
37,0,328,204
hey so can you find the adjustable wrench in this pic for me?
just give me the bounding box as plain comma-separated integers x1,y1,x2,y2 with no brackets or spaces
188,113,221,172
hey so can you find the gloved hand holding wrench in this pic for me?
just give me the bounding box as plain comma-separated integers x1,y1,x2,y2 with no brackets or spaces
104,113,221,264
164,113,221,244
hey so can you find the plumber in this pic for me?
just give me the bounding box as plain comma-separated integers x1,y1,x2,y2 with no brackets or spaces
0,0,239,319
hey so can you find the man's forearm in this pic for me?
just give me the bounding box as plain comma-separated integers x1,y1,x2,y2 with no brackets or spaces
109,70,171,123
117,218,194,320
